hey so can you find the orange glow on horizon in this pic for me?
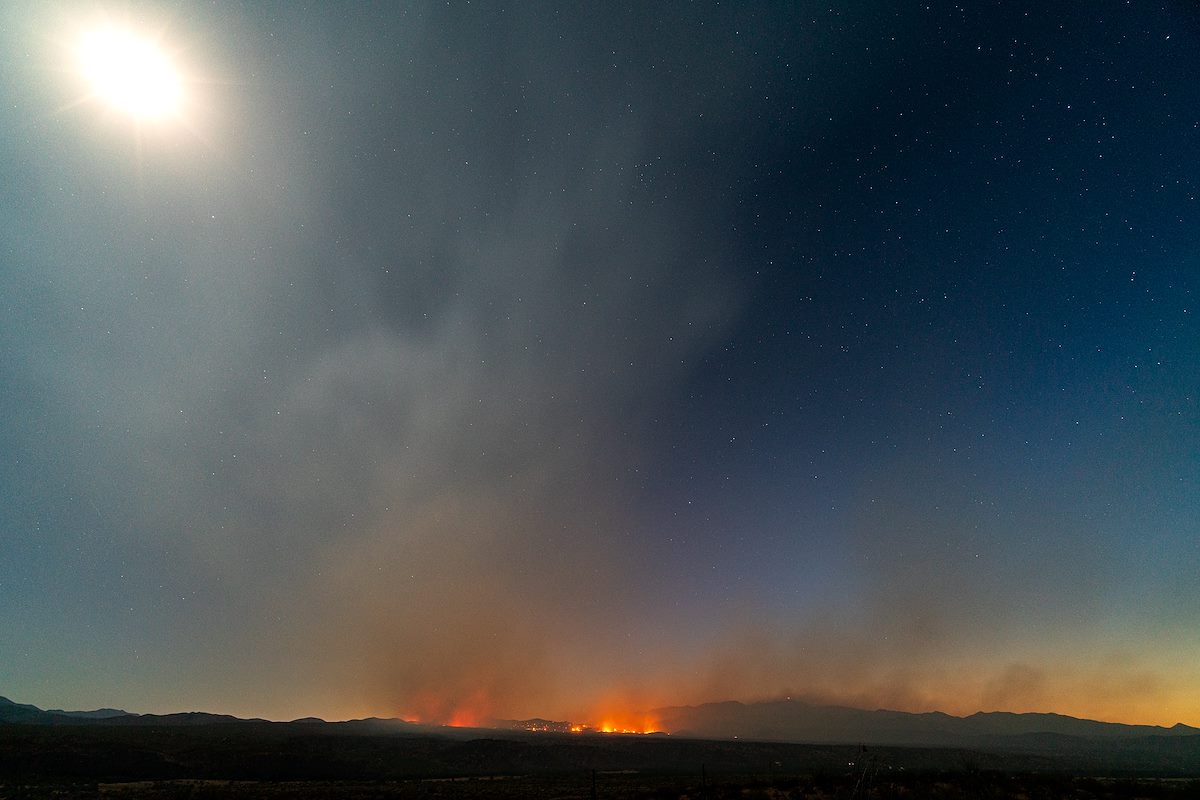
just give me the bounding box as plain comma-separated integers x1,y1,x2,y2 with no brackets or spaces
402,688,495,729
446,709,485,728
587,711,663,735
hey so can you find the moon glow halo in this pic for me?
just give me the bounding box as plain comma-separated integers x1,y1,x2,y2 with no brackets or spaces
76,28,183,121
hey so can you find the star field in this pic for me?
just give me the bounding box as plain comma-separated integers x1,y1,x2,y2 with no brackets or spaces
0,2,1196,726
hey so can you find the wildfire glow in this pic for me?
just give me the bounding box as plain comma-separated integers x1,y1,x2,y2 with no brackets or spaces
446,709,485,728
399,689,667,735
401,686,499,730
588,713,662,735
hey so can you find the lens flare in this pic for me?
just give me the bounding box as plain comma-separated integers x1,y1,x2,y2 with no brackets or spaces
77,28,182,120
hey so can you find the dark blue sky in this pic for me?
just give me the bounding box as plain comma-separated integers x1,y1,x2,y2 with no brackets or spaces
1,2,1197,726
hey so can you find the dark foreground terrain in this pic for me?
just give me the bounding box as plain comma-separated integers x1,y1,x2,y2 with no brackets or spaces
3,773,1200,800
2,720,1200,799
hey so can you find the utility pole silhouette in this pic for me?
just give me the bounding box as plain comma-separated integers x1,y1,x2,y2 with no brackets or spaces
850,744,878,800
590,768,597,800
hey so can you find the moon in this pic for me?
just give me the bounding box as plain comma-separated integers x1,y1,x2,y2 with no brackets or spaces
76,28,183,121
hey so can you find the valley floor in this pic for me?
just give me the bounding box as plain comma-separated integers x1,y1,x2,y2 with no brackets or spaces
3,774,1200,800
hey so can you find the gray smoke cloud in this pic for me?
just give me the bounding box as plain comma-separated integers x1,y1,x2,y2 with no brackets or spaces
3,2,775,720
3,2,1191,727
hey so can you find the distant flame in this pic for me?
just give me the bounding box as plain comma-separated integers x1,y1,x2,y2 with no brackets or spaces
403,688,494,728
401,690,666,734
588,712,662,734
447,709,484,728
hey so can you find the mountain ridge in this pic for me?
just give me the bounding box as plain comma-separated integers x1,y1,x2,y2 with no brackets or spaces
650,698,1199,746
4,694,1196,747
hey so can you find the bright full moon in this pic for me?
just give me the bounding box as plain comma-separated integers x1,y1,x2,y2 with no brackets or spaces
77,28,183,120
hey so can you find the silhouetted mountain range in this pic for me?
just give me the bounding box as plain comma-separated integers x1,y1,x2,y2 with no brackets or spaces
4,694,1197,749
652,699,1199,747
0,696,257,727
4,695,1200,780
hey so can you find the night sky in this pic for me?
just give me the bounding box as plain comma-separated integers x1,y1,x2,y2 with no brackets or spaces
1,2,1197,728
